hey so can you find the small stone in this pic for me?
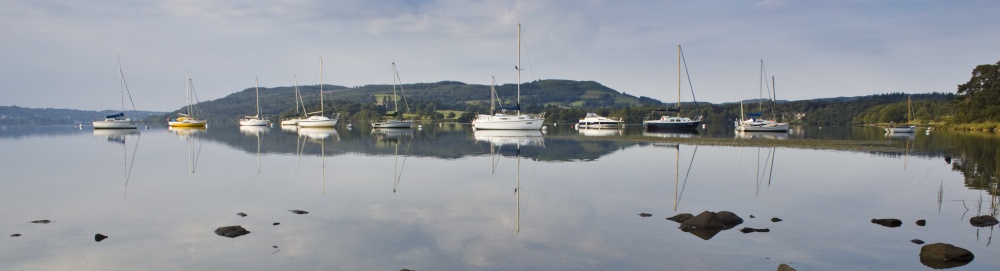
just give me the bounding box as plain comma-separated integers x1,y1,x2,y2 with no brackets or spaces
400,269,415,271
969,215,998,227
215,225,251,238
30,220,52,224
10,234,21,237
916,219,926,226
638,213,652,217
871,218,902,227
911,239,925,244
290,210,309,215
739,227,770,233
749,215,755,218
237,212,247,217
770,217,782,222
272,245,278,248
95,234,108,242
273,222,280,226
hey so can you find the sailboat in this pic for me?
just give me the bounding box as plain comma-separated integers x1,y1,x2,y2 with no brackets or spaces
280,78,307,126
297,55,340,128
371,62,414,128
643,45,702,131
239,76,271,126
735,60,788,132
471,23,545,130
885,96,916,133
93,55,139,129
167,72,207,127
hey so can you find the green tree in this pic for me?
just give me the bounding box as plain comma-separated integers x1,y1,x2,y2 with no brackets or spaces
955,60,1000,123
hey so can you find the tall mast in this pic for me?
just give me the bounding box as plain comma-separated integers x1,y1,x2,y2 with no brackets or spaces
319,55,324,115
516,23,522,116
771,76,776,120
117,55,125,114
185,71,193,117
758,60,764,116
391,62,399,113
254,76,261,117
676,45,682,116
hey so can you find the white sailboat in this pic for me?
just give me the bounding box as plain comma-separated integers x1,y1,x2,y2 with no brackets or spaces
371,62,414,129
168,72,207,127
885,96,916,134
297,55,339,128
736,60,788,132
643,45,702,131
472,23,545,130
280,78,307,126
93,55,139,129
239,76,271,126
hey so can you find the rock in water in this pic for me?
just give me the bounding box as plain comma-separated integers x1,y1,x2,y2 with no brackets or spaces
919,243,974,269
666,213,693,223
969,215,998,227
770,217,782,222
289,210,309,215
638,213,652,217
916,219,926,226
273,222,280,226
871,218,902,227
95,234,108,242
911,239,925,245
237,212,247,217
680,211,725,231
716,211,744,228
777,263,797,271
10,234,21,237
215,225,250,238
30,220,52,224
739,227,770,233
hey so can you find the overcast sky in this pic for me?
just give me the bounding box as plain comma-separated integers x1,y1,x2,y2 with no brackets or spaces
2,0,997,112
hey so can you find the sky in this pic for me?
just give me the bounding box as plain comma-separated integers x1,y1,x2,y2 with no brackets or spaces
1,0,998,112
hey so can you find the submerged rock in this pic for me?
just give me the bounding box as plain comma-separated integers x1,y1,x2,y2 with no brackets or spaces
30,220,52,224
716,211,744,227
777,263,797,271
95,234,108,242
969,215,999,227
10,234,21,237
770,217,782,222
916,219,926,226
680,211,726,231
237,212,247,217
919,243,974,269
215,225,251,238
739,227,770,233
911,239,925,245
638,213,652,217
666,213,693,223
273,222,280,226
871,218,902,228
289,210,309,215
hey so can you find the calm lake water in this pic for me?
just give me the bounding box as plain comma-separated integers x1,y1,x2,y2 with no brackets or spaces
1,124,997,270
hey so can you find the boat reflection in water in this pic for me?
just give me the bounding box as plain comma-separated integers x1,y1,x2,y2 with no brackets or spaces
372,128,413,193
576,126,623,137
168,126,206,137
735,131,788,140
93,128,140,144
643,130,700,138
280,124,299,133
473,129,545,147
297,127,339,141
168,126,205,178
94,128,142,200
239,126,269,174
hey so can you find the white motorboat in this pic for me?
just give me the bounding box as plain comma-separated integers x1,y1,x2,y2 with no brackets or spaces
577,113,622,129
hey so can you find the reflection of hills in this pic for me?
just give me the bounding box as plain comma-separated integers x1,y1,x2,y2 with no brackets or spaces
192,124,641,161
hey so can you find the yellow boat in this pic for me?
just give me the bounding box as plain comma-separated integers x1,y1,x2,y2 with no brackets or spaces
168,73,207,128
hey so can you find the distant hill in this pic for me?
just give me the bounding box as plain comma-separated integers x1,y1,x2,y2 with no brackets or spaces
0,106,165,125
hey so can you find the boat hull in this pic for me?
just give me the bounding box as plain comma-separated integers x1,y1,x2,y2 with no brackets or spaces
239,118,271,126
168,120,207,128
371,120,413,128
93,120,137,129
297,116,338,127
736,123,788,132
643,120,701,131
280,119,300,126
472,114,544,130
885,126,916,133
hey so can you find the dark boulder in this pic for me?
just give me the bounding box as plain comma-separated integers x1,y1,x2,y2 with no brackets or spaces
916,219,926,226
638,213,652,217
777,263,797,271
716,211,744,228
95,234,108,242
666,213,693,223
969,215,998,227
770,217,782,222
919,243,974,269
215,225,251,238
680,211,726,231
871,218,902,228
